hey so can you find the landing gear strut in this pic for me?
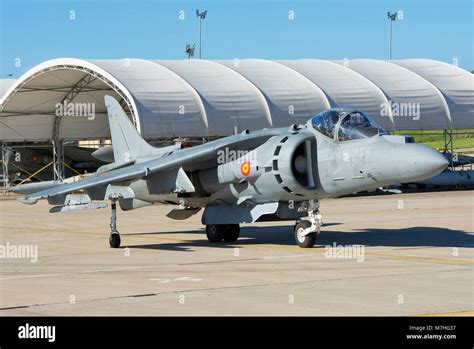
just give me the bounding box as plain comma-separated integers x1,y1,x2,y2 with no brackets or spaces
109,199,121,248
294,200,322,248
206,224,240,243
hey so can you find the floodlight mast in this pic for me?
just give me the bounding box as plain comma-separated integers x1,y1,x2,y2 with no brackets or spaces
387,11,398,60
196,10,207,59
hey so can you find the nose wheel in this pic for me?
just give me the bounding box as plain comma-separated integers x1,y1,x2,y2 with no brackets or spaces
294,200,322,248
294,220,317,248
109,199,121,248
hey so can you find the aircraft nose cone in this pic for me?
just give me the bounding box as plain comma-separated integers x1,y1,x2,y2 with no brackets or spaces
409,145,449,181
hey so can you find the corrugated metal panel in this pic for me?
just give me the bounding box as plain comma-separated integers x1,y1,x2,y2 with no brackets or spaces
155,60,272,135
392,59,474,129
0,58,140,141
335,59,452,130
1,58,472,142
216,59,330,127
90,59,207,139
277,59,395,130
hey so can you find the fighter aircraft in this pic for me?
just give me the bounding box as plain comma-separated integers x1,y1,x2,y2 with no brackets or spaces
17,96,448,248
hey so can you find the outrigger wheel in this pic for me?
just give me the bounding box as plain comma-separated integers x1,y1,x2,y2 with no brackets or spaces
109,232,121,248
109,199,121,248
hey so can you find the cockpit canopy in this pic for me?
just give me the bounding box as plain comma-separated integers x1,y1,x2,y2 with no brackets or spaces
309,108,388,141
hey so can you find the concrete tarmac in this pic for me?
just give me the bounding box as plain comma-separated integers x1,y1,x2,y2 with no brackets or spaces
0,190,472,316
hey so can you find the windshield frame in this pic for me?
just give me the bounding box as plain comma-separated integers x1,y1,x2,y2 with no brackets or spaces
309,109,341,140
309,108,386,142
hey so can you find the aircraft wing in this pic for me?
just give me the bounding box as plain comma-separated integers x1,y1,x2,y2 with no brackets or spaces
19,129,283,205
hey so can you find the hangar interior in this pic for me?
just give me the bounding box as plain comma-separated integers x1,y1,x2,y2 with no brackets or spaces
1,58,473,186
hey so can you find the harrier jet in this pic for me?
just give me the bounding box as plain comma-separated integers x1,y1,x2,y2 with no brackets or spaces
18,96,448,248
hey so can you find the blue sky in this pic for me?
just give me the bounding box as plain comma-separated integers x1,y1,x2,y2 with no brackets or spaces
1,0,472,77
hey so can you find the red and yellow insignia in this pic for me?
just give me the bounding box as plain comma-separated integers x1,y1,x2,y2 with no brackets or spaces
240,160,251,176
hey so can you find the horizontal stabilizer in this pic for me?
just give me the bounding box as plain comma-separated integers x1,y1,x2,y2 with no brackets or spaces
92,145,114,163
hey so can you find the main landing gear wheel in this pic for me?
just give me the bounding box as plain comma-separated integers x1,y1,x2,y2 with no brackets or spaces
206,224,240,243
223,224,240,242
206,225,224,242
294,220,317,248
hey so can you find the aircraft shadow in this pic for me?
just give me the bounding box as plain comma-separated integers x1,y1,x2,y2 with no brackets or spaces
123,224,474,252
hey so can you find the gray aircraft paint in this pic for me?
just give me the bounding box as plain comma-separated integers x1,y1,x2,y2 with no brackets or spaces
19,96,448,226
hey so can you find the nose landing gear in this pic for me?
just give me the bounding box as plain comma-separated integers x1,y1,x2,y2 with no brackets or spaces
294,200,323,248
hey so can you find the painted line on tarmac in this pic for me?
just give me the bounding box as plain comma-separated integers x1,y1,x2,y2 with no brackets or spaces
0,254,311,281
0,225,188,242
262,254,307,259
0,268,466,313
0,264,175,281
392,246,450,250
415,309,474,316
236,244,474,264
3,226,472,265
0,225,102,236
179,258,261,265
365,252,473,264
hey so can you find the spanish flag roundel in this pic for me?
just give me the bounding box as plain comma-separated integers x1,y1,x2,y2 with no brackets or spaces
240,161,251,177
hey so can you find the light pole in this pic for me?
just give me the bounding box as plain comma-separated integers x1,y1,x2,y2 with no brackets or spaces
196,10,207,59
387,12,397,60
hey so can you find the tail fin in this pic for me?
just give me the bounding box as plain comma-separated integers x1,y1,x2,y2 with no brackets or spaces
104,95,153,163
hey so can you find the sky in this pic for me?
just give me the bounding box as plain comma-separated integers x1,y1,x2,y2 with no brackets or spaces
0,0,472,77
